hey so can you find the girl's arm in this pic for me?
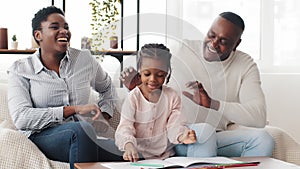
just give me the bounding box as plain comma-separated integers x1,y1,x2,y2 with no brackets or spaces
166,90,190,144
115,96,137,151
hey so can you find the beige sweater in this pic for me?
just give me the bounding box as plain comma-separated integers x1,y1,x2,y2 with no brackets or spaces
169,40,266,131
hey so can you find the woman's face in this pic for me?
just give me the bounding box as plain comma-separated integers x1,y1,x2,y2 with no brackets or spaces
35,13,71,54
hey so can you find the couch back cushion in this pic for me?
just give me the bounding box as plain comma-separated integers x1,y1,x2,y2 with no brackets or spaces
0,83,8,120
0,83,16,129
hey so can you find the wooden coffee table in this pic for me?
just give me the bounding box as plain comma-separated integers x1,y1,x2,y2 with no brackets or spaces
74,157,300,169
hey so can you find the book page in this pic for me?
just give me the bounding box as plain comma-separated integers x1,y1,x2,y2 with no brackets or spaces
102,159,171,169
102,157,247,169
102,162,141,169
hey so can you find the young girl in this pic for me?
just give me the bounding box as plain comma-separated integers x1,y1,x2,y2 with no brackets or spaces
115,43,216,162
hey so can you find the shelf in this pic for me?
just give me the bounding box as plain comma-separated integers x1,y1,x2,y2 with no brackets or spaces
91,50,136,56
91,50,137,66
92,50,137,87
0,49,36,54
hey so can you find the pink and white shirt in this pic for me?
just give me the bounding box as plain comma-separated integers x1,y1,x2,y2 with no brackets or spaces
115,85,189,159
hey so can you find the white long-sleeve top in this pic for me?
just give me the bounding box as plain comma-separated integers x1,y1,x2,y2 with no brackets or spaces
170,40,266,130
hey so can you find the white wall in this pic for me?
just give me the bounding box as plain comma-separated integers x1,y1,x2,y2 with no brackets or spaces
261,73,300,143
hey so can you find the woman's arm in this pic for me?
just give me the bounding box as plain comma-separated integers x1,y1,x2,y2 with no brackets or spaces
8,72,63,131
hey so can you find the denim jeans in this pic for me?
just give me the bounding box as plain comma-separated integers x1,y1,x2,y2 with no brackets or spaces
216,127,274,157
29,121,123,169
174,123,274,158
174,123,218,157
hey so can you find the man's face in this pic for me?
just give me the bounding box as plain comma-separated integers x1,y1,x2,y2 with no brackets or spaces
203,16,243,62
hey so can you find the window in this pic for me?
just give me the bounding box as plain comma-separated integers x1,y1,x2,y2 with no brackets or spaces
273,0,300,66
167,0,300,73
166,0,260,60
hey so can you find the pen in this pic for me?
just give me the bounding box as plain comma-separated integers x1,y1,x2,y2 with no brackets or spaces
216,161,260,168
189,161,260,169
130,162,164,168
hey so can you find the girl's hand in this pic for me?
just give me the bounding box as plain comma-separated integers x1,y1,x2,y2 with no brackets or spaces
179,129,197,144
123,142,139,162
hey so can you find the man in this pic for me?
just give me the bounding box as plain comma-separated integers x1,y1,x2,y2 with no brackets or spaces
120,12,274,157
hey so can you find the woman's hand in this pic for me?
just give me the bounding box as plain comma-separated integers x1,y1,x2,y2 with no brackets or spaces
123,142,139,162
75,104,101,121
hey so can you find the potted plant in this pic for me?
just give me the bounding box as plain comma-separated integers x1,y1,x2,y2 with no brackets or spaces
11,34,18,50
89,0,120,52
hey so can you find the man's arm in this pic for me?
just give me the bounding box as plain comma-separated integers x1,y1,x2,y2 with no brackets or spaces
183,63,266,128
219,63,267,128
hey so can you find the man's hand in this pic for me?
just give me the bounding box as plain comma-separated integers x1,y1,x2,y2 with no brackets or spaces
178,129,197,144
182,81,220,110
123,142,139,162
119,66,141,90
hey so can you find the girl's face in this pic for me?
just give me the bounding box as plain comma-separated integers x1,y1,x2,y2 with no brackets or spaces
139,57,168,91
35,13,71,55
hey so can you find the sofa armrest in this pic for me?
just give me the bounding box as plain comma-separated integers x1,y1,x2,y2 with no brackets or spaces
265,125,300,165
227,124,300,165
0,127,69,169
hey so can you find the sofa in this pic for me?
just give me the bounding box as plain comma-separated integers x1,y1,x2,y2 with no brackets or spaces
1,82,300,168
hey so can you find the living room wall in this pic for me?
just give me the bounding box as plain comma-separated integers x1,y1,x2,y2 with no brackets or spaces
261,73,300,143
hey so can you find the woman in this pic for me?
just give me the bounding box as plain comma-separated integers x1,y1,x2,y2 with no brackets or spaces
7,6,122,169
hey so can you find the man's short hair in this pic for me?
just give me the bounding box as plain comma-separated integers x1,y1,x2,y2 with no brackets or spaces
219,12,245,30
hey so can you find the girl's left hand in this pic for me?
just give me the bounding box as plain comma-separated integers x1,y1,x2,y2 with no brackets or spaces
179,129,197,144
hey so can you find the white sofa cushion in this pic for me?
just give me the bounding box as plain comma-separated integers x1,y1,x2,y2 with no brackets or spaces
0,83,69,169
0,83,15,129
0,127,69,169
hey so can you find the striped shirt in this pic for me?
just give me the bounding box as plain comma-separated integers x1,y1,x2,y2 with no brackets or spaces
7,47,116,137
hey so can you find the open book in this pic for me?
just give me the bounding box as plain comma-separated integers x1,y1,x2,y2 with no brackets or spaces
102,156,260,169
